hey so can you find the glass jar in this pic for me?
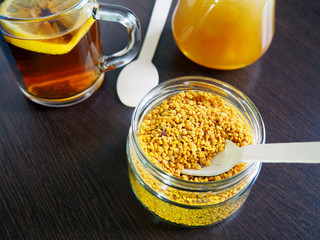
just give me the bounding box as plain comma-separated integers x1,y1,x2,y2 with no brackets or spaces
172,0,275,70
127,76,266,226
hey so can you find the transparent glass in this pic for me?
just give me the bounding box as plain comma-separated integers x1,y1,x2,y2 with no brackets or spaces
172,0,275,70
0,0,141,107
127,76,266,227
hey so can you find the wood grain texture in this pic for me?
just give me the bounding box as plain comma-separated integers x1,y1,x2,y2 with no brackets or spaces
0,0,319,239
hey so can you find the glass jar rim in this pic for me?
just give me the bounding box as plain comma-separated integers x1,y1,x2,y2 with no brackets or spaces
130,76,266,191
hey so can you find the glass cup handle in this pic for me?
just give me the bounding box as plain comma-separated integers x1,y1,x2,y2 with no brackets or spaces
93,3,141,71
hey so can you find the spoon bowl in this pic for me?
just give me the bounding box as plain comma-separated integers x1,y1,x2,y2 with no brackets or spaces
117,60,158,107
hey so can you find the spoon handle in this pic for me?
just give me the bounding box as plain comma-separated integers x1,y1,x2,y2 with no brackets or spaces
138,0,172,62
242,142,320,163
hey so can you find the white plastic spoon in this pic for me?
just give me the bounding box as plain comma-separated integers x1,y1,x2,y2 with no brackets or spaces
116,0,173,107
181,140,320,176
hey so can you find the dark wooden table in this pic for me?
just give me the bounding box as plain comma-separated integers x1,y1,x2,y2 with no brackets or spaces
1,0,319,239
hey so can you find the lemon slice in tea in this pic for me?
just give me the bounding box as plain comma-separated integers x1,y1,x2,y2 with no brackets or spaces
0,0,95,55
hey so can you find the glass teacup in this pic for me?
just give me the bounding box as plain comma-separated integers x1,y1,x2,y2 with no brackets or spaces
0,0,141,106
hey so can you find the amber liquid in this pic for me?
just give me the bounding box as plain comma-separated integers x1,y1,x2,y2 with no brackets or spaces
7,21,102,99
172,0,275,70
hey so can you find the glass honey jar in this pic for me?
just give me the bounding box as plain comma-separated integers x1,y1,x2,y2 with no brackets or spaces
172,0,275,70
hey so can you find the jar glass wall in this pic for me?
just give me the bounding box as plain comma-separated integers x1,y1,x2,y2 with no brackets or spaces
127,76,266,226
